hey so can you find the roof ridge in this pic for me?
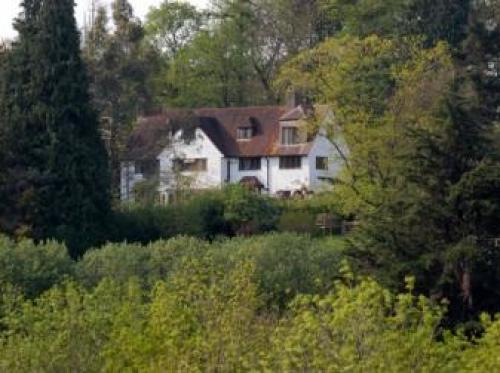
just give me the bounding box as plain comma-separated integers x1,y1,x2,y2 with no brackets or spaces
195,105,285,111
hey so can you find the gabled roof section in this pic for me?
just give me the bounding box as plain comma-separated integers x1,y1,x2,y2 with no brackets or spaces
124,105,332,160
280,106,305,121
124,111,201,161
196,106,286,157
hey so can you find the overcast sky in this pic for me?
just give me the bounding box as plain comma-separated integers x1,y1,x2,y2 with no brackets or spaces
0,0,209,40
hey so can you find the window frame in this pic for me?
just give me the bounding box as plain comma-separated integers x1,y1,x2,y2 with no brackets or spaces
239,157,262,171
173,158,208,172
316,156,329,171
237,127,254,140
281,126,299,145
279,156,302,170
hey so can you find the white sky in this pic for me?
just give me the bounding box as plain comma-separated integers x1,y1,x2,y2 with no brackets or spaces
0,0,209,40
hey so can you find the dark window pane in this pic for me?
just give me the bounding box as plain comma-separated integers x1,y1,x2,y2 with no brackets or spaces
279,156,302,169
239,157,261,171
316,157,328,170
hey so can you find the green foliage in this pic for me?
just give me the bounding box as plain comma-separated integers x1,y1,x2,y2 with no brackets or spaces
322,0,409,37
460,314,500,370
0,236,73,298
0,0,111,257
209,234,345,309
277,210,318,234
322,0,470,48
277,28,500,321
83,0,158,199
75,236,209,289
112,191,230,243
2,237,493,372
160,27,256,108
145,0,202,57
269,276,464,371
223,185,279,235
0,279,135,372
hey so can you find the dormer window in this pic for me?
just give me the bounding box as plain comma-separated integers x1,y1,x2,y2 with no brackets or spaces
237,127,253,140
281,126,299,145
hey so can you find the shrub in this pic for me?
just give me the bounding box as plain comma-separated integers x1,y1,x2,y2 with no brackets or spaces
76,236,211,289
267,277,464,371
0,259,471,372
277,210,318,234
110,187,278,243
222,185,280,235
0,236,74,298
209,233,346,309
75,242,152,288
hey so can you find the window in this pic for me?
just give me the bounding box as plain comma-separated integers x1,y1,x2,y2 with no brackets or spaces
237,127,253,140
316,157,329,170
173,158,208,172
134,160,159,177
279,156,302,169
281,127,299,145
239,157,261,171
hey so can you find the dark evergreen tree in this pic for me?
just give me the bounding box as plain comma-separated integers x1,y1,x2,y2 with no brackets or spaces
351,81,500,324
400,0,470,48
0,0,110,257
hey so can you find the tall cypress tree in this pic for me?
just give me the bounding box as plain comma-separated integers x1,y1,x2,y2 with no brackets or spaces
0,0,110,257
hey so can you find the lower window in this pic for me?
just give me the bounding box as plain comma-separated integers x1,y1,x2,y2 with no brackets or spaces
239,157,261,171
173,158,208,172
279,156,302,169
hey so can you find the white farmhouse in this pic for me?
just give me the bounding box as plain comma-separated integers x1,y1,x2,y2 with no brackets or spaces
121,104,346,203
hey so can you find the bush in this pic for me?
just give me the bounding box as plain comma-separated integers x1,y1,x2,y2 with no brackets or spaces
277,210,318,234
209,233,346,309
111,193,228,243
0,259,471,372
0,236,74,298
110,187,278,244
76,236,210,289
223,185,280,235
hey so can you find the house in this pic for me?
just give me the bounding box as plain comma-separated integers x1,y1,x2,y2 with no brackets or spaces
121,104,346,203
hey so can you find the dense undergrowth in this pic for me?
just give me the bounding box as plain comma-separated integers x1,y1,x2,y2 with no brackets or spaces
0,233,499,372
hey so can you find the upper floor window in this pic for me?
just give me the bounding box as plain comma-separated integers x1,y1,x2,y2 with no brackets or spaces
281,126,299,145
279,156,302,169
316,157,329,170
173,158,208,172
239,157,261,171
237,127,253,140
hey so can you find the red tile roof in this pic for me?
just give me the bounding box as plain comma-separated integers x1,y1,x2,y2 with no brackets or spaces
125,106,317,160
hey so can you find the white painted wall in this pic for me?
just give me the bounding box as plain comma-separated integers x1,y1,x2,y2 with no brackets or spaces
157,128,224,196
308,134,342,192
268,156,310,194
226,157,270,191
120,161,145,202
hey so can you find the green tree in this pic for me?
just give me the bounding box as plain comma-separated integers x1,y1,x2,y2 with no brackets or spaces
163,27,255,107
84,0,157,199
0,0,111,256
223,185,279,235
145,0,203,58
277,33,500,322
0,235,74,298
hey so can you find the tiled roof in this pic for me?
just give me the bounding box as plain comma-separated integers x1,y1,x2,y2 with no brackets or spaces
124,105,324,160
279,106,304,121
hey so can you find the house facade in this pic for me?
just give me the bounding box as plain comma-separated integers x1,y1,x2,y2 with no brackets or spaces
121,104,346,203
